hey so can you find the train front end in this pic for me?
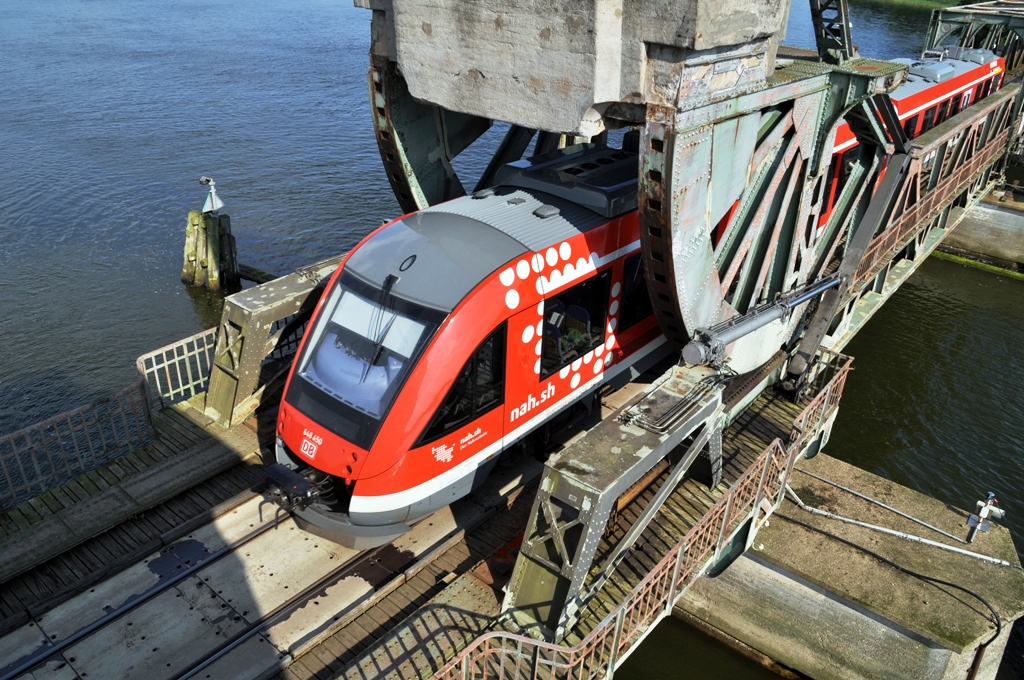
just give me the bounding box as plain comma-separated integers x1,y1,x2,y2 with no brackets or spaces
272,210,527,549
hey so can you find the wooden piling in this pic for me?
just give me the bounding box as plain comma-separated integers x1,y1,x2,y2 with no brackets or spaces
180,210,202,286
218,214,239,288
182,210,239,292
206,213,221,292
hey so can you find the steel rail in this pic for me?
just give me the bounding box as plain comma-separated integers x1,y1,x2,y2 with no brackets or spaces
174,469,534,680
173,544,377,680
0,514,283,680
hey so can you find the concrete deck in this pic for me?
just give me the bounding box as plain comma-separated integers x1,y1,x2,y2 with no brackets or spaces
677,453,1024,680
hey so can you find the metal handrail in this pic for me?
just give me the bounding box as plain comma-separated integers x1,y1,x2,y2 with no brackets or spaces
435,439,790,680
135,327,218,411
433,359,854,680
0,375,154,510
853,125,1011,288
791,351,853,443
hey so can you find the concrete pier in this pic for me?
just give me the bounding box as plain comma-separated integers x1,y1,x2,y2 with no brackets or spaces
941,185,1024,274
673,454,1024,680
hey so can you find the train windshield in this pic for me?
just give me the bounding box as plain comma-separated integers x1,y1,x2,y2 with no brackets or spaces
286,272,445,450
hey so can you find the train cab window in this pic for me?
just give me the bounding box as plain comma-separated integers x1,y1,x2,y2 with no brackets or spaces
541,270,611,377
903,115,919,139
419,324,506,444
921,107,937,134
619,255,654,332
936,100,950,125
286,272,446,451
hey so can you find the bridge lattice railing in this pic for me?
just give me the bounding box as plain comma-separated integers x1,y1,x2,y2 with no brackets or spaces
433,354,853,680
136,328,219,411
0,377,153,510
852,122,1012,289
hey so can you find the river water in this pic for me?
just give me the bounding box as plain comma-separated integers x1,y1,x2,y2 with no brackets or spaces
2,0,1023,677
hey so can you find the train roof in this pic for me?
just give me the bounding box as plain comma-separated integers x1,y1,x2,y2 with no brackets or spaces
346,144,640,314
344,211,528,313
890,47,997,103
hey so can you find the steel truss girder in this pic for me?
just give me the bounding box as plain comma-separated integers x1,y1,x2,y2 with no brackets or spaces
205,257,344,427
368,55,492,213
810,0,855,64
638,60,906,374
790,83,1020,383
502,367,725,642
925,3,1024,71
565,417,724,631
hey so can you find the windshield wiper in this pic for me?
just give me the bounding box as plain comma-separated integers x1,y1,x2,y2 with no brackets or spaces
360,274,400,383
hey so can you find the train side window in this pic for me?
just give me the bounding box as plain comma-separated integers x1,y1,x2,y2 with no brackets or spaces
419,324,506,444
936,100,950,124
976,79,993,102
541,270,611,377
619,255,654,332
949,96,962,118
473,329,505,415
921,107,937,134
903,115,919,139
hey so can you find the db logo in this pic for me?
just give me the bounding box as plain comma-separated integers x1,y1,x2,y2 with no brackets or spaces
300,439,318,460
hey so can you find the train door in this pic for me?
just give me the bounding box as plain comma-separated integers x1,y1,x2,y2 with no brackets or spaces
502,266,613,441
415,323,508,462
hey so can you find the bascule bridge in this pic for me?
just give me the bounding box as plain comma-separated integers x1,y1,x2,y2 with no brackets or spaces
3,1,1024,679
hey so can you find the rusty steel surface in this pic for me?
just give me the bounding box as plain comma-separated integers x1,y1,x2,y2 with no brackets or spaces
435,438,794,680
638,58,906,374
851,87,1018,289
926,2,1024,72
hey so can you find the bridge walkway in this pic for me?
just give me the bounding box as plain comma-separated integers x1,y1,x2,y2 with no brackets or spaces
264,381,820,680
564,395,801,646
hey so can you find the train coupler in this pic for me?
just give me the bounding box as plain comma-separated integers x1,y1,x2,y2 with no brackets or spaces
262,463,320,527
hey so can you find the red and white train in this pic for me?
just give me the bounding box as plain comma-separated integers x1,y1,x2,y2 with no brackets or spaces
822,46,1004,221
275,47,1005,548
276,138,671,547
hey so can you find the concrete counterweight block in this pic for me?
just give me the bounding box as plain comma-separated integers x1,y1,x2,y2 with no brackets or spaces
356,0,792,135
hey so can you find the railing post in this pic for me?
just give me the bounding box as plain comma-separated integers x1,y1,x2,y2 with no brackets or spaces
778,443,800,506
137,375,156,437
665,545,683,611
748,451,775,538
817,381,833,436
531,644,543,680
605,607,627,680
715,492,736,557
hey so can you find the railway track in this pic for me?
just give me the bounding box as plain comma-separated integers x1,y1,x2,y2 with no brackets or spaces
0,459,268,640
0,457,541,680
